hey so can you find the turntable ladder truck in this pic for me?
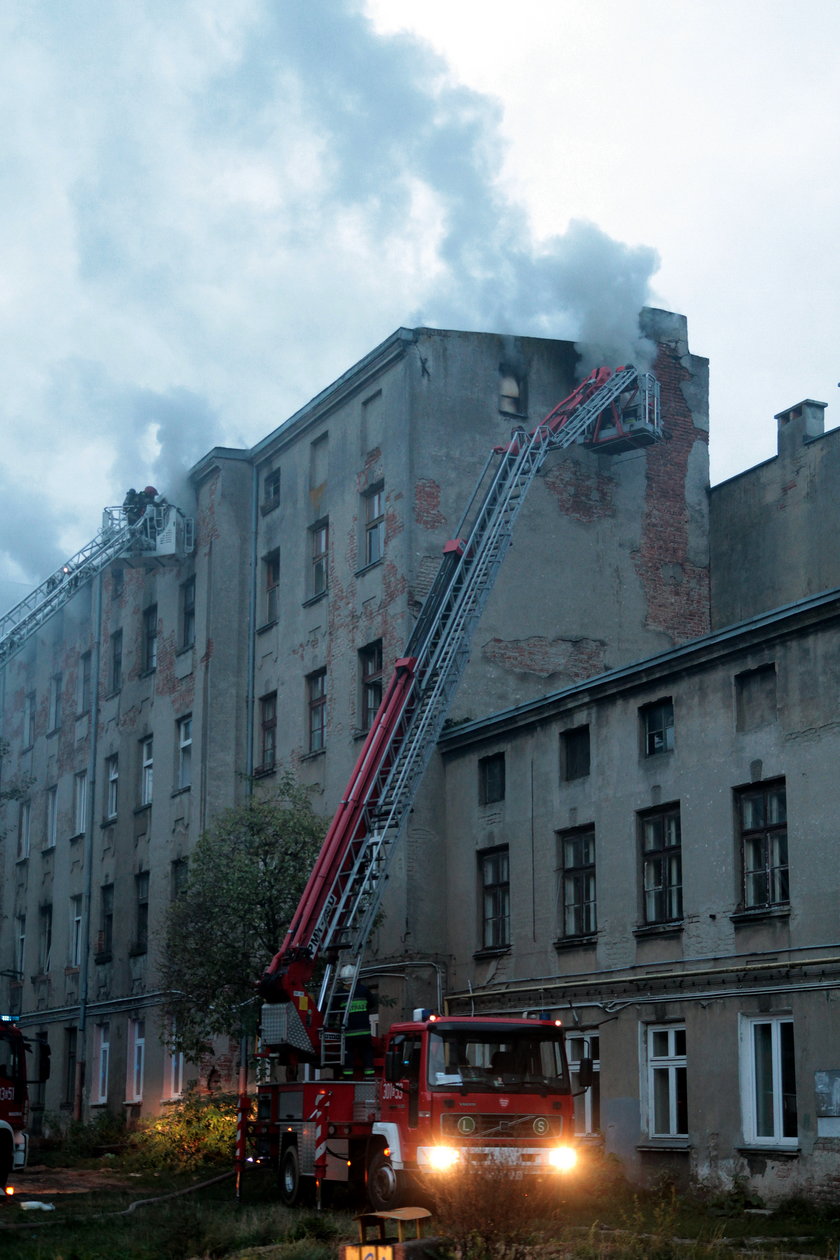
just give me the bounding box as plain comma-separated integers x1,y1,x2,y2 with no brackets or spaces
251,365,661,1209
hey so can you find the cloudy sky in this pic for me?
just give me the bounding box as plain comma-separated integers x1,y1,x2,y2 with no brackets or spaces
2,0,838,601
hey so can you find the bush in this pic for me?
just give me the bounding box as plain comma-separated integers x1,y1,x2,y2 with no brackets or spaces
422,1161,564,1260
132,1090,241,1170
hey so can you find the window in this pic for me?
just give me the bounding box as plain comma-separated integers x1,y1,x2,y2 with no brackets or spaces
740,1015,797,1146
134,872,149,953
258,692,277,772
310,520,329,597
17,799,31,860
167,1019,185,1099
143,604,158,672
48,673,62,731
15,915,26,979
38,903,52,974
23,690,35,747
99,884,114,958
180,577,196,649
364,484,385,566
69,895,83,967
109,628,123,692
95,1023,110,1104
735,663,777,731
263,467,281,511
479,847,510,950
78,650,92,714
74,770,88,835
104,754,118,820
478,753,506,806
307,670,327,753
45,785,57,849
646,1024,687,1138
641,698,674,756
567,1034,600,1136
309,432,328,489
561,724,590,781
177,716,192,790
359,641,383,732
63,1027,78,1106
499,370,527,416
111,566,124,598
739,781,788,909
559,826,596,938
140,736,153,806
263,549,280,623
641,805,682,925
171,857,189,901
126,1018,145,1102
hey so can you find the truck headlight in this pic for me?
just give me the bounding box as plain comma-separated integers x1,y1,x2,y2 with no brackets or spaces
548,1145,577,1172
427,1145,460,1170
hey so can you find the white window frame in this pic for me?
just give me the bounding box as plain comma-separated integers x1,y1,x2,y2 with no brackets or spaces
126,1018,145,1103
364,484,385,566
69,894,83,967
106,754,119,819
140,736,153,806
566,1032,601,1136
95,1022,110,1104
645,1023,687,1138
177,716,192,790
739,1014,798,1148
74,769,88,835
38,903,52,975
167,1019,185,1100
17,799,31,860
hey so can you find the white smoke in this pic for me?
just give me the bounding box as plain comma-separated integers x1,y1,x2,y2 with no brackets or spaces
0,0,659,589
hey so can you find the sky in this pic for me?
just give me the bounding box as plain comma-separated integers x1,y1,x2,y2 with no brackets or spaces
2,0,838,605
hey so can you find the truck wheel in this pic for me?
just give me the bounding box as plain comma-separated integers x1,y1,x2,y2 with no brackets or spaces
279,1145,303,1207
367,1149,405,1211
0,1134,12,1190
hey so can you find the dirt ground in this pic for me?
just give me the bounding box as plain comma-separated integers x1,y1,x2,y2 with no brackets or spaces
6,1163,138,1196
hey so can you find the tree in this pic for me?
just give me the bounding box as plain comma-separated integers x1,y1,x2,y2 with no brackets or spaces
160,772,326,1063
0,737,33,840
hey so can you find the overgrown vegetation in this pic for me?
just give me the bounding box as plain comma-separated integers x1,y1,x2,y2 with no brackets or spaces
159,772,327,1063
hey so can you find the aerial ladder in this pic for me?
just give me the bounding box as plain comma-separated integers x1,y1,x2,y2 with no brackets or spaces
258,364,661,1062
0,494,194,663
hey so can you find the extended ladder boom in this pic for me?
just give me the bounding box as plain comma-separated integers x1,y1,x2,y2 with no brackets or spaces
259,366,660,1041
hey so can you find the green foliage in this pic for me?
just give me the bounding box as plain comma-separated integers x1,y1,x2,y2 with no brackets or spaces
44,1107,129,1160
159,772,326,1061
133,1090,240,1170
0,737,34,840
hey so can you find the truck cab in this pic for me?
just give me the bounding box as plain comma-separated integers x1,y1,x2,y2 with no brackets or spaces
0,1021,48,1189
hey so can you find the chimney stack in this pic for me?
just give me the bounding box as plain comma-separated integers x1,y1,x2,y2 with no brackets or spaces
774,398,827,457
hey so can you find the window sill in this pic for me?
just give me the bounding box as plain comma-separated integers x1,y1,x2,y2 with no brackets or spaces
473,946,511,961
171,786,191,797
134,804,152,816
637,1140,691,1152
139,669,156,679
176,644,195,658
736,1144,800,1158
41,844,56,855
256,619,278,635
68,832,85,843
730,906,791,926
354,557,384,579
101,817,117,829
128,944,148,958
301,748,326,761
634,922,684,939
260,500,280,516
16,855,30,865
95,952,113,965
252,763,276,779
302,591,328,609
554,935,598,951
64,966,80,976
103,690,121,701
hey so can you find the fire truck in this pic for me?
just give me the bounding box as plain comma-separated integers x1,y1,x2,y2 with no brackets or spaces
0,1019,50,1190
251,365,662,1208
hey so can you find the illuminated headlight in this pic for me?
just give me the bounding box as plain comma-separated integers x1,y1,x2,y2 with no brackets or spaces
548,1145,577,1172
426,1145,461,1171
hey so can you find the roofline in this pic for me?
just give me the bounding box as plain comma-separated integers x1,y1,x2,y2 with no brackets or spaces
440,586,840,752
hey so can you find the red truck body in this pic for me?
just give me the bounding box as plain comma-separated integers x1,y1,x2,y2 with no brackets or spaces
0,1020,48,1190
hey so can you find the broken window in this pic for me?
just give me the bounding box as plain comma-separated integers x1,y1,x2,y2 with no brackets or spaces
641,698,674,756
561,724,591,780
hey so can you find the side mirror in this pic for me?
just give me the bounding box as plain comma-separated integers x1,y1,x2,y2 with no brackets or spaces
577,1056,593,1090
384,1048,402,1084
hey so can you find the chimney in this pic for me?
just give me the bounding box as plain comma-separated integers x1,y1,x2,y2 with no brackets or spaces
774,398,827,457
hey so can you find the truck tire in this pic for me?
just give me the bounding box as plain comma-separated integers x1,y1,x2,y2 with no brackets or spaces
0,1133,13,1190
279,1144,303,1207
367,1149,406,1211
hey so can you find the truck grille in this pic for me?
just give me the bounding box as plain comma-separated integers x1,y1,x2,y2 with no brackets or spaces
440,1112,564,1140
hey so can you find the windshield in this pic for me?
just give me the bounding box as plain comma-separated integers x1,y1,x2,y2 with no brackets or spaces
0,1028,21,1083
426,1029,569,1093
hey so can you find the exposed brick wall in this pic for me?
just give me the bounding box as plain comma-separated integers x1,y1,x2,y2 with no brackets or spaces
543,458,616,522
633,346,710,643
414,478,446,530
482,634,607,680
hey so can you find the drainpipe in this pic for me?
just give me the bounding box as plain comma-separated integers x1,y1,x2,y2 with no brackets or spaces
74,568,103,1120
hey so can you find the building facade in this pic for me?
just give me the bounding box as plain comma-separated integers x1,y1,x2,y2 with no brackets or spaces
3,309,836,1197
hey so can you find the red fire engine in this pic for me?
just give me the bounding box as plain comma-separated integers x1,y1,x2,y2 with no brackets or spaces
249,365,662,1208
0,1019,50,1190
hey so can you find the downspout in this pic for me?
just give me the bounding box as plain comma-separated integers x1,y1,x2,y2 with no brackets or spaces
246,464,258,785
75,568,103,1120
